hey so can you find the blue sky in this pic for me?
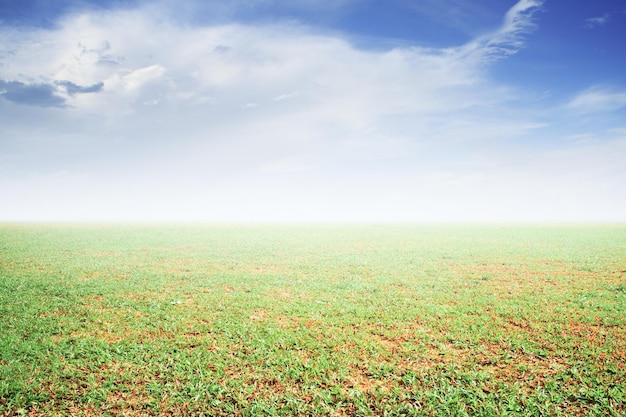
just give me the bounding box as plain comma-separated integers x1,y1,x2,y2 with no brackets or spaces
1,0,625,222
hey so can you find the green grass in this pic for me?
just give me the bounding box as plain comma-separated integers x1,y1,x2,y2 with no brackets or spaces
1,224,625,416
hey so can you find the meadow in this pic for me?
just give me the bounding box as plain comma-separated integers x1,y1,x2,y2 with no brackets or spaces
0,224,624,416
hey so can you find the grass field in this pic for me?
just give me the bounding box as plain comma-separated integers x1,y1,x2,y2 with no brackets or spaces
1,224,625,416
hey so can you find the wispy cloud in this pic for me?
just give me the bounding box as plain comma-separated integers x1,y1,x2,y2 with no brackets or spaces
498,0,544,44
567,86,626,114
456,0,544,63
56,80,104,95
584,13,611,29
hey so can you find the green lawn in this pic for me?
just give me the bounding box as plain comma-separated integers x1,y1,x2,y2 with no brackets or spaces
1,224,625,416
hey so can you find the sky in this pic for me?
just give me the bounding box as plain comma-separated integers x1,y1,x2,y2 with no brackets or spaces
1,0,625,223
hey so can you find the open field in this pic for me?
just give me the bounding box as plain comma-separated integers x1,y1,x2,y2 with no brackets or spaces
0,224,625,416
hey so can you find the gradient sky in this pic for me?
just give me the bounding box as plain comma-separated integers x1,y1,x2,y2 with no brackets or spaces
1,0,625,222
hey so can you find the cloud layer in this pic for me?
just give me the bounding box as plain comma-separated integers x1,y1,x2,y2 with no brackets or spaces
1,0,625,222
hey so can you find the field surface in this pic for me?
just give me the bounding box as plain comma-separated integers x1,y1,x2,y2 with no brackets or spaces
1,224,625,416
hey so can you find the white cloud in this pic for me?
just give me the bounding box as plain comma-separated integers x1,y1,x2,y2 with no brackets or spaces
500,0,544,39
585,14,610,29
459,0,543,62
567,86,626,114
118,65,167,92
273,92,298,101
